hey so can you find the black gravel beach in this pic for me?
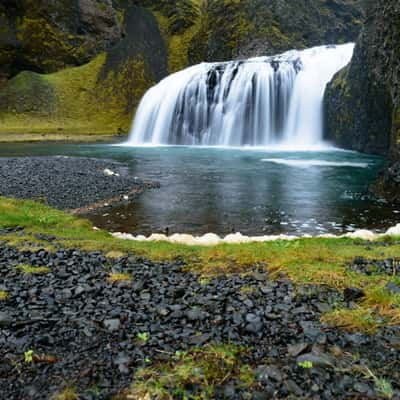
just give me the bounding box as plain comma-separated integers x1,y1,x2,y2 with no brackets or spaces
0,157,158,211
0,242,399,399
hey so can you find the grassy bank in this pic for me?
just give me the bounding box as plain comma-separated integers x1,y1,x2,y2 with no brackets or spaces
1,196,399,334
0,132,123,143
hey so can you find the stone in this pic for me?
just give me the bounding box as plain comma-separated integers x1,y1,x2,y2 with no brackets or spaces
287,343,308,357
0,312,12,327
296,353,334,368
103,319,120,332
354,382,370,393
343,287,365,302
386,282,400,294
255,365,283,383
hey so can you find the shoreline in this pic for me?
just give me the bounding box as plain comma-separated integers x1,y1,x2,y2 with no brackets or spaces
0,132,126,143
0,156,158,211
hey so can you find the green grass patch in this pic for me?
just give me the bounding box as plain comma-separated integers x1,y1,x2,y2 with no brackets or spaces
122,344,254,399
51,387,78,400
107,272,132,283
0,290,8,301
17,264,51,275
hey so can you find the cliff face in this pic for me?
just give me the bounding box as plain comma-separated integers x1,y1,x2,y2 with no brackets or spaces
324,0,400,199
0,0,123,79
324,0,400,157
194,0,363,62
0,0,363,137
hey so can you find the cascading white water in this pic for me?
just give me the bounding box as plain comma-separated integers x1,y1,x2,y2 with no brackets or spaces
126,43,354,147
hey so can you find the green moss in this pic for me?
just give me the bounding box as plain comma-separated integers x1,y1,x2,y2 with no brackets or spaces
124,344,254,399
153,4,204,73
17,264,51,275
107,272,132,283
16,16,86,72
0,290,8,301
0,52,154,136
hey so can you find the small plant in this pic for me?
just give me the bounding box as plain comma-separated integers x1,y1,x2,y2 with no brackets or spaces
127,344,254,399
174,350,188,359
137,332,149,342
375,378,394,399
24,350,34,363
52,387,78,400
105,251,125,259
199,277,211,285
107,272,132,283
298,360,313,369
18,264,50,275
240,286,256,296
363,368,393,399
0,290,8,301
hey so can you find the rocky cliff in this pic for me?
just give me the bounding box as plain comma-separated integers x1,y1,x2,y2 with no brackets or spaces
324,0,400,199
0,0,363,138
324,0,400,157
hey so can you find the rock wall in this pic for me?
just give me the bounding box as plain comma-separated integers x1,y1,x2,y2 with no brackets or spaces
324,0,400,199
324,0,400,157
194,0,363,62
0,0,363,137
0,0,123,79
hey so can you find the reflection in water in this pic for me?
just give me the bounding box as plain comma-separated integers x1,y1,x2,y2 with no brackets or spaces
0,143,398,236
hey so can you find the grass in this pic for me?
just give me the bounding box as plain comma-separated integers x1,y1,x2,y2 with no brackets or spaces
52,387,78,400
107,272,132,283
1,196,400,333
0,290,8,301
17,264,51,275
0,132,120,143
121,344,254,399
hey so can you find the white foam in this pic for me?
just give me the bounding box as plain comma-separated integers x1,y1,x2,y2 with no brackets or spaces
111,223,400,246
260,159,369,168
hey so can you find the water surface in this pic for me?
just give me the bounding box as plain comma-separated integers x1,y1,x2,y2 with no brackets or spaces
1,143,399,236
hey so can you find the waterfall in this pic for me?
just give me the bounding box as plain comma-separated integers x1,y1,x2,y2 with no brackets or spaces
126,43,354,147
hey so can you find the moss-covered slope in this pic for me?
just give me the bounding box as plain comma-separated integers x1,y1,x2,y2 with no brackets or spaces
0,4,166,136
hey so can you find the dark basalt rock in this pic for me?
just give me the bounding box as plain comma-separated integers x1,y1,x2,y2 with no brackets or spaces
343,287,365,302
349,256,400,276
